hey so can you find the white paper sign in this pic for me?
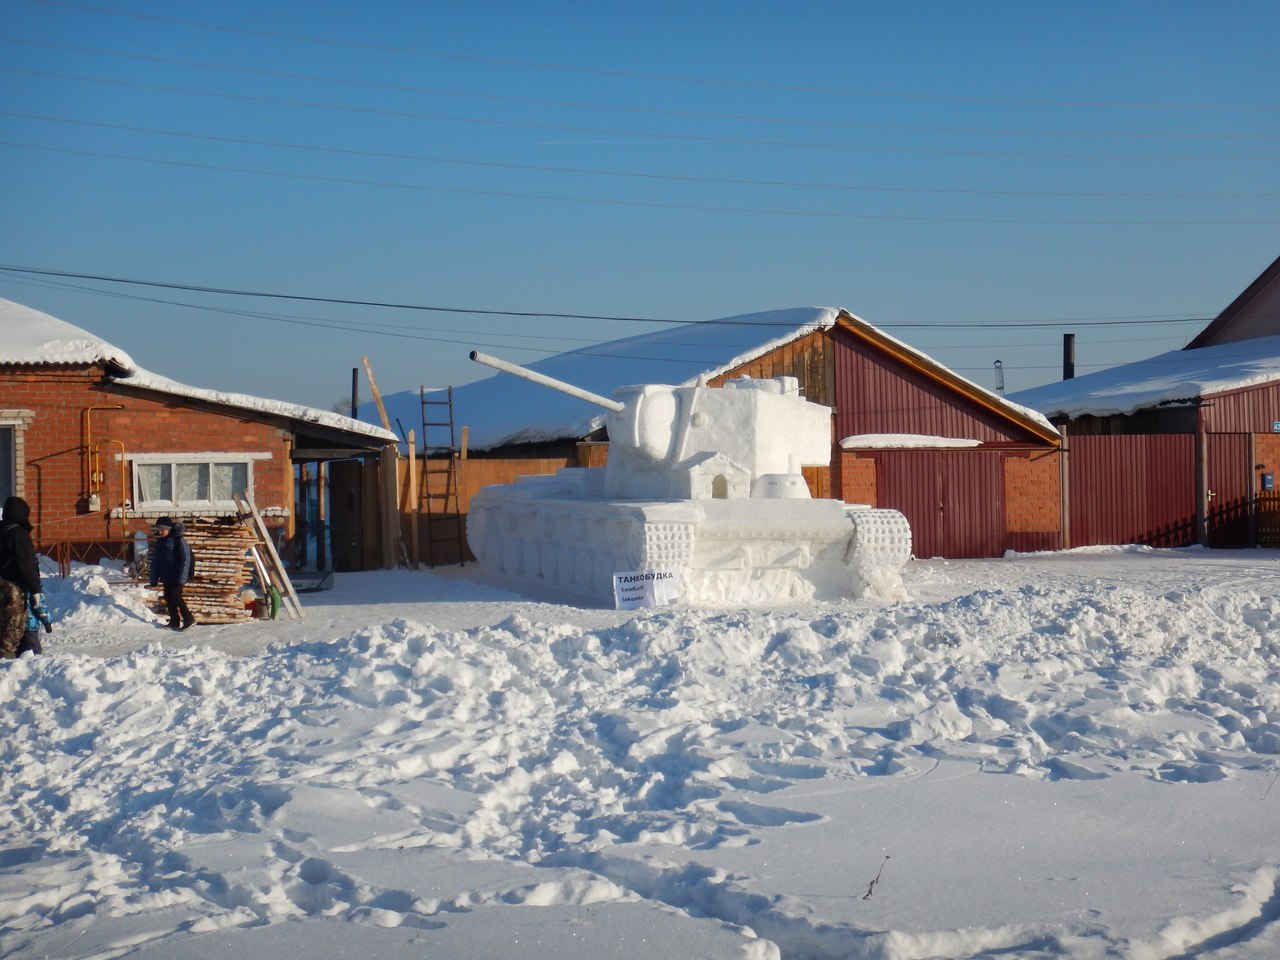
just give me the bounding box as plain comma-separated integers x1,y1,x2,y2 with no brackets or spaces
612,568,682,609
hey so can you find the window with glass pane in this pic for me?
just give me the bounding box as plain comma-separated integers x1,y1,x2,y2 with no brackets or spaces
213,462,248,499
175,463,209,502
137,463,172,502
133,457,256,507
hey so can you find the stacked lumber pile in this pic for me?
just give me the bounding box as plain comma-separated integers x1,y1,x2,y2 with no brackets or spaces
147,518,258,624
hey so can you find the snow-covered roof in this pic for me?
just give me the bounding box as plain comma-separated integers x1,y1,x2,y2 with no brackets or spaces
1008,335,1280,419
0,298,137,369
0,297,397,443
840,434,983,449
362,307,1054,450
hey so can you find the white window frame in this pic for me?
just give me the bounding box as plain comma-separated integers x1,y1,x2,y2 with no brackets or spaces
0,411,34,501
125,452,272,512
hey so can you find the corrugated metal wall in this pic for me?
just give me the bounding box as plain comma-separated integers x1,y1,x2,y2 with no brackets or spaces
1067,435,1196,547
832,327,1042,443
873,450,1005,558
1203,382,1280,432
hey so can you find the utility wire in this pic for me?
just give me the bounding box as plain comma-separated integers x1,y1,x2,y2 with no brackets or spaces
4,36,1275,143
0,272,1228,378
24,0,1280,112
7,66,1280,163
6,141,1278,226
0,273,614,348
8,112,1277,201
2,271,1199,356
0,273,1256,384
0,265,1218,329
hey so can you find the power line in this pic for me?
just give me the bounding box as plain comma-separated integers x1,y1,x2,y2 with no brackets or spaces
0,265,1218,329
24,0,1280,112
0,265,691,323
5,36,1276,143
0,273,616,348
8,66,1280,163
10,112,1278,201
7,141,1279,227
4,270,1266,384
0,272,1237,379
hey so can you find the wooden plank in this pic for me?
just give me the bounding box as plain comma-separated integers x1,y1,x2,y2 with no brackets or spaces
362,355,393,432
380,444,401,570
247,545,273,604
234,492,304,619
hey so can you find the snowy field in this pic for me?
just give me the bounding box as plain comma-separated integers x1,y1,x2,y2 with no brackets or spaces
3,546,1280,960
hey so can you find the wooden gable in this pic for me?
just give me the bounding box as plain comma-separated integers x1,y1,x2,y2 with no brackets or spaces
706,328,835,406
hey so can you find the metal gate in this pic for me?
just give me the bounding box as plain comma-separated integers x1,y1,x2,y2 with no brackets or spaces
1067,435,1195,548
874,450,1005,559
1206,433,1251,548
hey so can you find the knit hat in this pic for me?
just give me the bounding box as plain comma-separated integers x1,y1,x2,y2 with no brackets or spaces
154,516,174,529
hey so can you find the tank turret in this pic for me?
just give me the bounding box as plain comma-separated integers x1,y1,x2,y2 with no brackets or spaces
470,351,830,501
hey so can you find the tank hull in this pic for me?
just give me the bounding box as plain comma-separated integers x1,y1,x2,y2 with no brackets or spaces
467,471,911,605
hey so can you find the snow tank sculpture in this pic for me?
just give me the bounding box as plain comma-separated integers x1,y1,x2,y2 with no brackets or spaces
465,351,912,605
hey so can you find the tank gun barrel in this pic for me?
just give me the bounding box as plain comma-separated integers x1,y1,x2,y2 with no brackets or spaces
470,350,625,413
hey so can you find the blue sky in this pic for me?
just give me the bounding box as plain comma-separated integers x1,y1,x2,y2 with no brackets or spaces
3,1,1279,410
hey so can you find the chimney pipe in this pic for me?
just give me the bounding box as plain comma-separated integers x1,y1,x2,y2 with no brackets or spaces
1063,334,1076,381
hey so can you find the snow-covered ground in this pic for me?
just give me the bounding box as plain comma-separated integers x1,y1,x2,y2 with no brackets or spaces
4,547,1280,960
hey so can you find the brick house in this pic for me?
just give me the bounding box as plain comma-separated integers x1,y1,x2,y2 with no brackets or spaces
0,298,399,568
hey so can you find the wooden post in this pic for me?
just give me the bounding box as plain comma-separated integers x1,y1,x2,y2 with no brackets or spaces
408,430,420,567
297,463,310,568
380,444,400,569
283,438,296,542
316,461,328,571
1058,423,1070,550
362,355,393,432
460,425,469,460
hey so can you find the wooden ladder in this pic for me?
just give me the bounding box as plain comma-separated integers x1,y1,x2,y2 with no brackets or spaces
419,385,466,567
233,491,304,619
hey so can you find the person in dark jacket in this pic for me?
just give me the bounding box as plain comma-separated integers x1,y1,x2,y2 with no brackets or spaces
0,495,51,657
149,516,195,631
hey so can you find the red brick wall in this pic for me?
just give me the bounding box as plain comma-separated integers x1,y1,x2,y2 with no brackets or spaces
1003,450,1062,551
0,366,292,548
838,452,878,505
1255,434,1280,486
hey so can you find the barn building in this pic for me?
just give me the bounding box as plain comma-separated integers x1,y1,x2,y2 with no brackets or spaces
1010,253,1280,549
0,298,400,570
368,307,1063,560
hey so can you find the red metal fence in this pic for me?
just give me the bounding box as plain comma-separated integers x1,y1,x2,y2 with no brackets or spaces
1067,435,1196,548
